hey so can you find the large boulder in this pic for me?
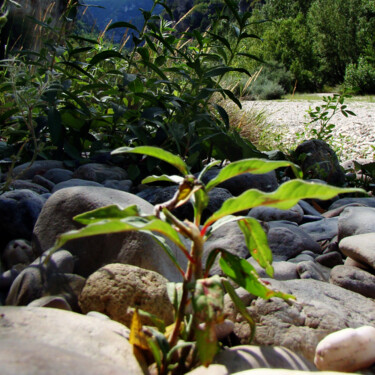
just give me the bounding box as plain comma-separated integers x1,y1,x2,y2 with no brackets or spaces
0,306,143,375
32,186,187,281
225,279,375,362
79,263,174,327
292,139,345,186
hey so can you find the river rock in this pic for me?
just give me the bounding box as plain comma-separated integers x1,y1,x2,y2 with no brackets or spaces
9,180,50,194
248,258,299,281
329,197,375,210
11,160,64,179
315,251,343,268
248,204,304,224
0,189,47,247
299,218,338,242
213,345,316,372
2,239,33,269
51,178,103,193
337,206,375,241
267,222,321,260
296,260,330,281
28,295,72,310
103,179,133,192
43,168,74,183
200,167,279,195
73,163,127,182
292,139,345,186
79,263,174,327
339,232,375,269
0,306,143,375
225,279,375,362
32,186,186,281
329,265,375,298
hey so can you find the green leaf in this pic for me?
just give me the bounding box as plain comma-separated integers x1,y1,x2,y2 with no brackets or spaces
73,205,140,225
106,21,138,32
205,66,250,78
142,175,184,185
89,50,125,66
219,251,294,300
221,279,255,342
222,89,241,108
195,321,219,367
111,146,189,175
203,180,364,230
237,218,273,277
205,159,302,192
214,104,229,130
197,160,221,182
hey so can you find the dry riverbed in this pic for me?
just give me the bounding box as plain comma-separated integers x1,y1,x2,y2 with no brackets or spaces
241,98,375,162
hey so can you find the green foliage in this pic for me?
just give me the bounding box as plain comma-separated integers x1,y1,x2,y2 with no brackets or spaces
344,57,375,94
0,0,265,180
297,93,356,143
50,145,363,373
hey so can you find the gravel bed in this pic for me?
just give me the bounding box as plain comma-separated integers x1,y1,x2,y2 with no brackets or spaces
241,99,375,162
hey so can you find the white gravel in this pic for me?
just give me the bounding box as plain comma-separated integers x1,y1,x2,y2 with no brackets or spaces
241,99,375,162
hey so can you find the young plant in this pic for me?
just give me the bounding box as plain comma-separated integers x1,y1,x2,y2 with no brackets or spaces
50,146,362,374
300,93,356,142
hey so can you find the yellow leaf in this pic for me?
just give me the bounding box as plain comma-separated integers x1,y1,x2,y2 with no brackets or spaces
129,309,149,350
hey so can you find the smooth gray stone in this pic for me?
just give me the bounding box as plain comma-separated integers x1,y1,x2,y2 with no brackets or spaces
267,222,321,260
32,174,55,191
339,232,375,269
73,163,127,183
316,251,343,268
338,206,375,241
300,217,338,242
28,295,72,311
228,279,375,362
103,179,133,192
2,239,33,269
248,204,304,224
330,265,375,298
51,179,103,193
12,160,64,179
296,260,330,281
329,197,375,210
43,168,73,184
298,200,324,217
248,258,299,281
9,180,50,194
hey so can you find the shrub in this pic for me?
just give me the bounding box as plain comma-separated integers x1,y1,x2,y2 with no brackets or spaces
344,57,375,94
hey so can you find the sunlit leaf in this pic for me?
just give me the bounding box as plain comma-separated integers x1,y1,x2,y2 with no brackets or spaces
205,159,302,192
89,50,125,66
142,175,184,185
219,251,294,300
237,218,273,277
111,146,189,175
130,309,149,350
203,180,364,231
73,205,140,224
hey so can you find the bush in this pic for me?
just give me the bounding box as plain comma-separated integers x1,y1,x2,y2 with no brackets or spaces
250,78,285,100
344,57,375,94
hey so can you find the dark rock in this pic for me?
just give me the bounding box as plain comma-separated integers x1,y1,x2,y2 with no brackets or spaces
298,200,324,217
2,239,33,269
330,265,375,298
43,168,74,184
10,180,49,194
248,258,298,281
138,185,233,221
32,186,186,281
337,206,375,241
73,163,127,183
248,204,304,224
12,160,64,179
200,167,279,196
32,175,55,191
51,179,103,193
316,251,343,268
267,222,321,260
292,139,345,186
300,217,338,242
0,189,46,247
103,179,133,192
